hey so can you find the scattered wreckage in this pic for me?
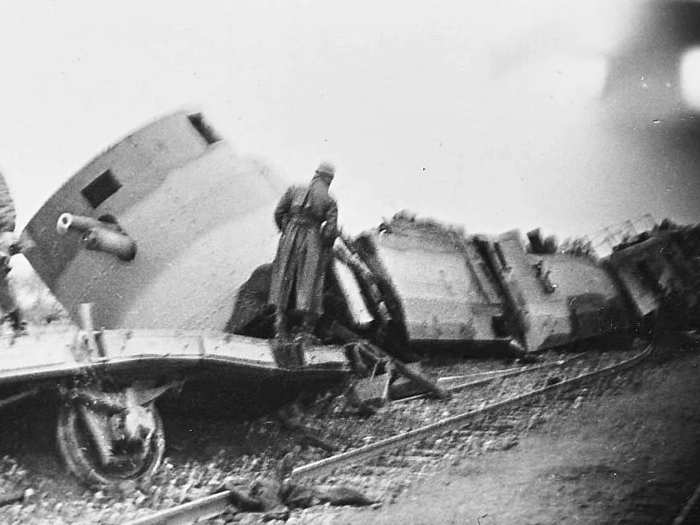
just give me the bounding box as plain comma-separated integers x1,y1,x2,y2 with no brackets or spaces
0,111,698,486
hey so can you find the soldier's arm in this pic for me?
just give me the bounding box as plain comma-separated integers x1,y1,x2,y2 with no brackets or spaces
322,199,338,245
274,188,293,232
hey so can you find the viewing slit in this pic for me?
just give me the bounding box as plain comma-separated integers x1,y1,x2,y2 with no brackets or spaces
81,170,121,209
188,113,222,145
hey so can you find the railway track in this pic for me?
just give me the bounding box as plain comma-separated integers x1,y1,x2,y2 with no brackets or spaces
673,481,700,525
127,342,653,525
308,345,644,457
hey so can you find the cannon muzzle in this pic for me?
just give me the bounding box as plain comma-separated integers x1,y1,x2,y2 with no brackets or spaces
56,213,137,261
56,213,103,235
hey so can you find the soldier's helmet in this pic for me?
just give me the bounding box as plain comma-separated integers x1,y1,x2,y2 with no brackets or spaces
315,161,335,180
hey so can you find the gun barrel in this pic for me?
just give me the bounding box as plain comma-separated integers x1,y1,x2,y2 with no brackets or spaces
56,213,136,261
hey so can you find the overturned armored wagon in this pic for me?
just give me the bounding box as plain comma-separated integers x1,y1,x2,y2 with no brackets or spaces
7,112,349,485
327,214,631,356
335,214,699,356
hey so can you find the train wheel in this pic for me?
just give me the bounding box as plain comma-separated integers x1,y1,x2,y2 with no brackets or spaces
56,402,166,487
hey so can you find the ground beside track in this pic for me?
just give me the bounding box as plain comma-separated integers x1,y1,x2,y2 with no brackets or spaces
322,341,700,525
0,339,697,524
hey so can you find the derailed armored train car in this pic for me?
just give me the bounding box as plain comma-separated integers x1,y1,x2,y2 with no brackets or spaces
321,214,633,356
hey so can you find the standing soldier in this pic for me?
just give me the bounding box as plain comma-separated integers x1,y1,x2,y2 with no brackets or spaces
269,162,338,366
0,173,25,335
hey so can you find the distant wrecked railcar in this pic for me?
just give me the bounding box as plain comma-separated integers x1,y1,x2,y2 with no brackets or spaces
0,111,697,486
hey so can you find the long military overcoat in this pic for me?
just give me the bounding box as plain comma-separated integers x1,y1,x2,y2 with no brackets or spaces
0,174,16,232
268,176,338,317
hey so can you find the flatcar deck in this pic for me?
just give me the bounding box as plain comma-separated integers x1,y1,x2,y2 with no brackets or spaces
0,327,349,388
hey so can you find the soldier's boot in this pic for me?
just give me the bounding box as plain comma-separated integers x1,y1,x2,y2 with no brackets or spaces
292,342,306,368
274,312,289,341
273,312,292,368
6,309,26,337
294,313,319,366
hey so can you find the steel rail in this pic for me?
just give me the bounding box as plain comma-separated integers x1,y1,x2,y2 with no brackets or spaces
0,387,41,411
125,344,652,525
395,351,589,403
124,492,231,525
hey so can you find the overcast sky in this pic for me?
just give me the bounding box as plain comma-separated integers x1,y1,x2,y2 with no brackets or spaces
0,0,697,245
